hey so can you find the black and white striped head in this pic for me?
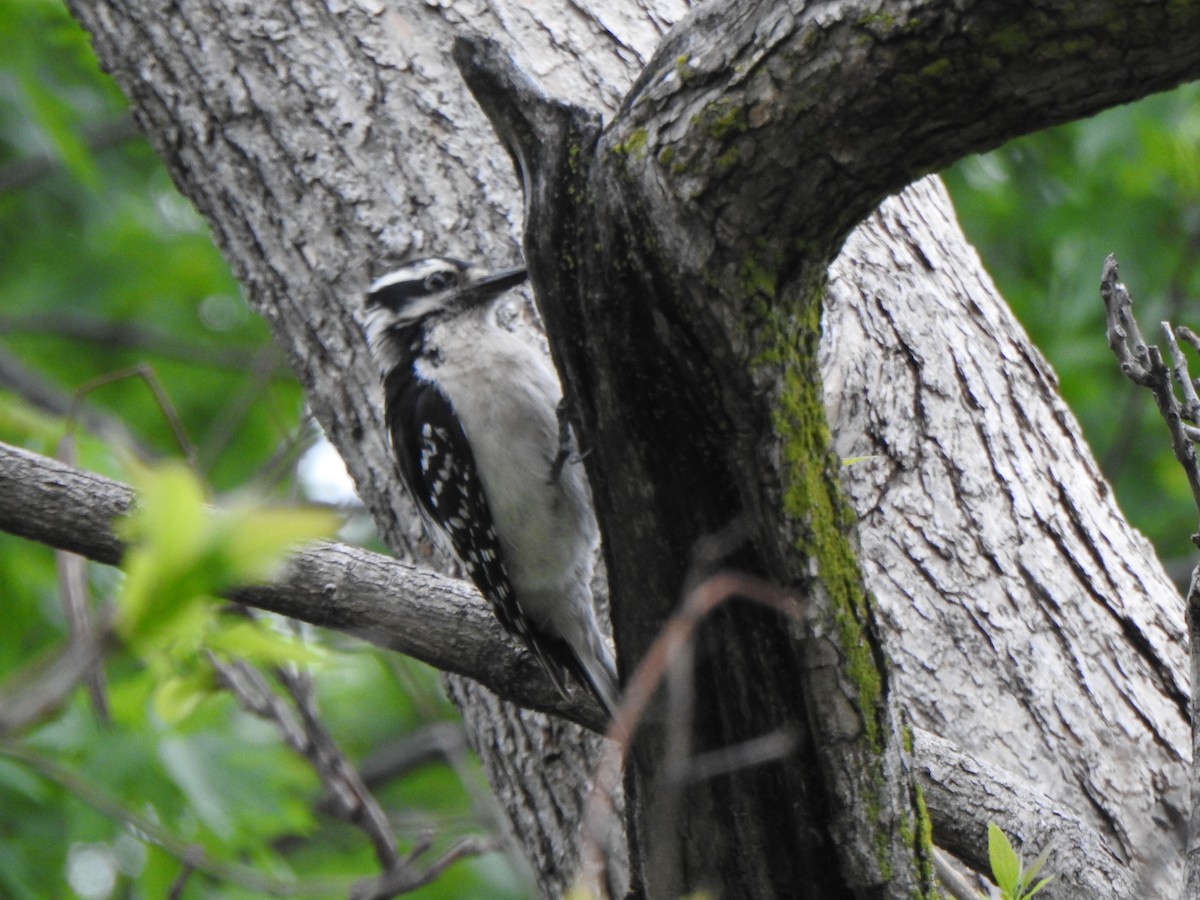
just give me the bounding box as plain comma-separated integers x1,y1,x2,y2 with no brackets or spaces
364,256,527,331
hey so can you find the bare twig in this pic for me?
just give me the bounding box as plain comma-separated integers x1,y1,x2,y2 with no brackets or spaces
0,311,285,372
272,662,401,869
348,835,498,900
208,655,401,870
356,722,468,788
197,353,283,467
0,631,109,735
0,438,1145,894
0,440,607,729
0,343,142,450
577,569,809,896
214,650,489,897
67,364,199,472
1101,254,1155,386
671,727,799,786
1100,255,1200,518
0,740,357,896
932,847,986,900
53,361,206,726
53,547,110,723
55,433,110,724
1162,322,1200,437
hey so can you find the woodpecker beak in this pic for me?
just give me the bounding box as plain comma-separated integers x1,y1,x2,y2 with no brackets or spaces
461,265,528,306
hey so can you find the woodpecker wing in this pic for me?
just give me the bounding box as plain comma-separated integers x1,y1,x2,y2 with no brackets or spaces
384,368,581,700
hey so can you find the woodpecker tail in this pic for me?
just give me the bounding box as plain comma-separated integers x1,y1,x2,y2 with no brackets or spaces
519,582,618,718
524,623,618,718
572,628,619,718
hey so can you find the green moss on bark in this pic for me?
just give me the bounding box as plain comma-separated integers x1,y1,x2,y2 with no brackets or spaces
762,290,884,753
744,265,939,891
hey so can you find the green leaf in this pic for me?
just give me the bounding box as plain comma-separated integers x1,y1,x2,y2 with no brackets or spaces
216,505,340,583
152,670,215,724
119,461,209,564
205,620,325,667
1024,876,1055,899
1021,845,1051,889
988,822,1021,896
115,462,339,650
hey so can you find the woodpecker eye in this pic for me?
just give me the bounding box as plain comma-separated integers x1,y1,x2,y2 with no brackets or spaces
424,270,458,293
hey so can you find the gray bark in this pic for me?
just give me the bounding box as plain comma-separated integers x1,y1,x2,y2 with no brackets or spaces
49,0,1199,896
914,729,1139,898
823,179,1188,891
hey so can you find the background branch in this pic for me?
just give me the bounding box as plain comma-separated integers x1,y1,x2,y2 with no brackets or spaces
616,0,1200,265
1100,256,1200,899
913,728,1138,897
0,439,604,730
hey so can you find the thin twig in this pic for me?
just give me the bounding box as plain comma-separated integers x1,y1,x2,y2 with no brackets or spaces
577,569,809,896
348,836,499,900
1101,255,1200,899
1163,321,1200,424
67,364,200,474
1100,255,1200,520
1101,254,1155,386
273,662,402,869
933,847,986,900
206,646,490,897
208,655,401,870
0,631,108,735
55,433,110,724
0,343,143,450
0,740,355,896
671,727,799,786
0,311,285,372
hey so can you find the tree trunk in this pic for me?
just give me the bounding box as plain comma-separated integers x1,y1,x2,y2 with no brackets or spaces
60,0,1200,895
824,177,1188,892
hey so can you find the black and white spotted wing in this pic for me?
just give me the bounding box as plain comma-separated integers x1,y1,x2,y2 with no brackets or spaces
384,367,575,698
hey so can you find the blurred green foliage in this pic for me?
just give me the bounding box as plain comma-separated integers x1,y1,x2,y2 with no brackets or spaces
0,1,526,897
944,84,1200,576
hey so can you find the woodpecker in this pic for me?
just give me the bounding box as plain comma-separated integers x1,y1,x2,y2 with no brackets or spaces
363,256,618,715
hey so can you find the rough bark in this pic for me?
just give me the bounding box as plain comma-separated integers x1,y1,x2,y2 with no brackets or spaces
913,729,1139,898
823,179,1189,891
610,0,1200,267
53,0,1200,896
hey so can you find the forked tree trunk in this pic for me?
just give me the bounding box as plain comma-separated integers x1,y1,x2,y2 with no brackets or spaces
62,0,1200,896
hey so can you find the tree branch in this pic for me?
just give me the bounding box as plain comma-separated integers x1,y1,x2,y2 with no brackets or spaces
614,0,1200,266
0,440,605,731
1100,257,1200,899
913,729,1140,897
56,0,1191,891
457,29,941,896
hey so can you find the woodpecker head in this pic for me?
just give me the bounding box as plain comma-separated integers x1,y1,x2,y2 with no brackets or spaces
365,256,528,330
363,256,528,377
